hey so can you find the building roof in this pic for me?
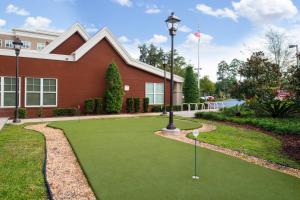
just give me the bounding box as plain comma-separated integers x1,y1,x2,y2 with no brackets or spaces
0,23,184,83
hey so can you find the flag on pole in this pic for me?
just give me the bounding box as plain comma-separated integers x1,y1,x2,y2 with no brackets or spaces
194,31,201,39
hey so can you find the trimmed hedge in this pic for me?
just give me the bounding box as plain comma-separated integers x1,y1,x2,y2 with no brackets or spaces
84,99,95,114
95,98,104,114
134,98,140,113
143,98,149,112
18,108,27,119
126,98,134,113
151,105,182,112
195,112,300,135
53,108,77,116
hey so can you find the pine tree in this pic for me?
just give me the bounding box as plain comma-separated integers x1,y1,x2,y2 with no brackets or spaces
105,62,124,113
183,65,199,103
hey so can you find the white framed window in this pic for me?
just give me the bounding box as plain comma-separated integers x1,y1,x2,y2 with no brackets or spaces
5,40,14,48
0,76,21,108
21,41,31,49
0,39,2,47
145,83,164,105
36,43,46,50
25,77,57,107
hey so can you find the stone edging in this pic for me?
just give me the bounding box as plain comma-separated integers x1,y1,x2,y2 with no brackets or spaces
26,123,96,200
155,124,300,179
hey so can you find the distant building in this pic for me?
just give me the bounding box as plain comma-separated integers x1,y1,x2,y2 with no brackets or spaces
0,23,183,118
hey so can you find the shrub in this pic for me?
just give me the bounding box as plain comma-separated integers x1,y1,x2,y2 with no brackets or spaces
151,105,162,112
95,98,104,114
143,98,149,112
37,108,43,118
183,65,199,103
105,63,124,113
84,99,95,114
53,108,77,116
18,108,26,119
134,98,140,113
126,98,134,113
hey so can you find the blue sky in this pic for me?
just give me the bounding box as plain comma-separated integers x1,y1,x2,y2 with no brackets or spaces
0,0,300,80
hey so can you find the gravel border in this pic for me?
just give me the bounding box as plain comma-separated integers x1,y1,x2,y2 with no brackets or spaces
155,124,300,179
26,123,96,200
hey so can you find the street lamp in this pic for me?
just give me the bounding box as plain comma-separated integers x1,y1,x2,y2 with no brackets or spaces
289,44,299,68
162,55,168,115
192,129,199,180
13,38,23,123
165,12,180,130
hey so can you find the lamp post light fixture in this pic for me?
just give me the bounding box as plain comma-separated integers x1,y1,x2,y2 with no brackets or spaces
12,38,23,123
162,55,168,115
289,44,299,68
192,129,200,180
165,12,180,130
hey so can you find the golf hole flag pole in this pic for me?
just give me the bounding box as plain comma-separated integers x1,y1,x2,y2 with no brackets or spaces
194,27,201,98
192,129,200,180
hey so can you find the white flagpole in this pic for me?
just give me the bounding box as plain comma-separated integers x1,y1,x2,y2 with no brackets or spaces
197,25,201,98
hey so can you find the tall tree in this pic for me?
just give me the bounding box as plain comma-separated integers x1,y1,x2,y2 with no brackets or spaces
183,65,199,103
200,76,215,96
105,62,124,113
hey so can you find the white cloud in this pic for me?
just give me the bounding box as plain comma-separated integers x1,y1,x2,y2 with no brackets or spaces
24,16,52,29
232,0,298,24
145,5,161,14
147,34,168,45
0,19,6,27
112,0,132,7
178,25,192,33
118,35,130,43
6,4,30,16
196,4,238,22
85,24,98,34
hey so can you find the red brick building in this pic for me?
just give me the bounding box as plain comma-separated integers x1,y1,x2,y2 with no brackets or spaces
0,24,183,118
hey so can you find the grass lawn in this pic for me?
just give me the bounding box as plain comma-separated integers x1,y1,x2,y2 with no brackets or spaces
185,118,300,169
0,125,47,200
51,116,300,200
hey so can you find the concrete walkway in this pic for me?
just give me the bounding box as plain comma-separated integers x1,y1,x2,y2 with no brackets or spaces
0,118,8,130
174,109,219,118
7,112,161,124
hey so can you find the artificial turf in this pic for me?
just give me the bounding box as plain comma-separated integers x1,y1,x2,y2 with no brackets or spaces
51,117,300,200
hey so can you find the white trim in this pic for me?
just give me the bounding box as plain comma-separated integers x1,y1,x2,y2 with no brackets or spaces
42,23,90,53
0,76,21,108
74,27,184,82
145,82,164,105
25,77,58,108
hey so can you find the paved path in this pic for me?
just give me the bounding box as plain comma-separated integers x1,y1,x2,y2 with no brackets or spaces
174,109,219,118
7,113,161,124
0,118,8,131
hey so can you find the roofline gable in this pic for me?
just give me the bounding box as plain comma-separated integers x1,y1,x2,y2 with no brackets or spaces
41,23,90,53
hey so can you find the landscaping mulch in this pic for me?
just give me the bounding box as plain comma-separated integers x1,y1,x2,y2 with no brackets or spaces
26,124,96,200
156,124,300,179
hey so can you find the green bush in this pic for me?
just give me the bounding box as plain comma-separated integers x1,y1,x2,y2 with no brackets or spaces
151,105,181,112
84,99,95,114
18,108,26,119
53,108,77,116
105,63,124,113
126,98,134,113
151,105,162,112
134,98,140,112
143,98,149,112
95,98,104,114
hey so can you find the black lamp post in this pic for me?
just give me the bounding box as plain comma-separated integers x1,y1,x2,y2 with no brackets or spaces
165,12,180,130
162,55,168,115
13,38,23,123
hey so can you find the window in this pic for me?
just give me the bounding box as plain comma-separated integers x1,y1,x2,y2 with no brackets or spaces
0,76,21,107
21,41,31,49
26,78,57,107
0,40,2,47
36,43,46,50
5,40,13,48
145,83,164,105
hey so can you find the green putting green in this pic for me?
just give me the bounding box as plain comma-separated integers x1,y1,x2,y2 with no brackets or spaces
51,117,300,200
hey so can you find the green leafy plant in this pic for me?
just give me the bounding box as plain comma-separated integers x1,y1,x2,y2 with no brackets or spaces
53,108,77,116
183,65,199,103
105,62,124,113
84,99,95,114
126,98,134,113
18,108,27,119
95,98,104,114
143,98,149,112
134,98,140,113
